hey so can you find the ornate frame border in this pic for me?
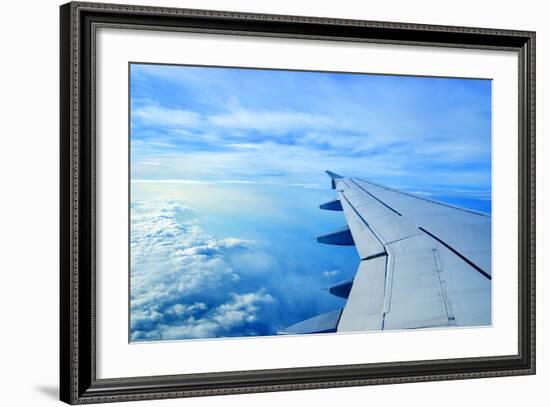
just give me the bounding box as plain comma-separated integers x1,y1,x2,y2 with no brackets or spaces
60,2,536,404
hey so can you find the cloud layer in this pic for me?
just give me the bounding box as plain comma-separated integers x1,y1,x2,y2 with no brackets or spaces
130,64,492,200
130,199,278,341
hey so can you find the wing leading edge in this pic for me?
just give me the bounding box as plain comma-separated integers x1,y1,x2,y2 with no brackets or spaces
280,171,491,335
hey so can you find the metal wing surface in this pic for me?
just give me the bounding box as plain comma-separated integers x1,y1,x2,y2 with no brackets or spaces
281,171,491,335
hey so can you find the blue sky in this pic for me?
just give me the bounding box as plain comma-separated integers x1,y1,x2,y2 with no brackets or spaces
129,64,492,342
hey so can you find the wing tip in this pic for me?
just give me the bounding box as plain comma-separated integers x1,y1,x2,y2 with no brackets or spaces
326,171,343,189
325,170,343,180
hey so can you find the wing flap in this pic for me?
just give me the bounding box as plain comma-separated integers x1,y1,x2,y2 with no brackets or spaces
428,238,492,326
337,255,387,332
382,233,491,329
382,235,453,329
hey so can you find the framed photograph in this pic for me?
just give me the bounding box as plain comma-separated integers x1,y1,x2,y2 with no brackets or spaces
60,1,536,404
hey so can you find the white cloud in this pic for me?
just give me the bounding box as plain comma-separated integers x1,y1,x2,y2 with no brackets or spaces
130,100,490,193
137,161,163,166
133,104,201,128
288,183,324,189
130,64,492,200
226,143,263,150
212,292,276,326
131,179,209,184
208,109,339,135
129,198,277,342
176,238,252,257
135,291,276,341
132,139,178,149
323,270,340,278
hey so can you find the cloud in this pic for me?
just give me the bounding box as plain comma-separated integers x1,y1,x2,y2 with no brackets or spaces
133,104,201,128
288,183,324,189
176,238,252,257
226,143,263,150
208,109,339,135
137,161,163,166
129,64,491,197
130,198,278,341
211,292,276,326
155,292,276,340
323,270,340,278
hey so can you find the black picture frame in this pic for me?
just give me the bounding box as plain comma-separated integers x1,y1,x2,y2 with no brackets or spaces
60,2,536,404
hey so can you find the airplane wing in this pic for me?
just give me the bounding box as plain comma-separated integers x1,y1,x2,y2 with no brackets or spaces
281,171,491,334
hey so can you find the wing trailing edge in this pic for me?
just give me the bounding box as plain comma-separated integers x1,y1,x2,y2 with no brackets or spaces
278,309,343,335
